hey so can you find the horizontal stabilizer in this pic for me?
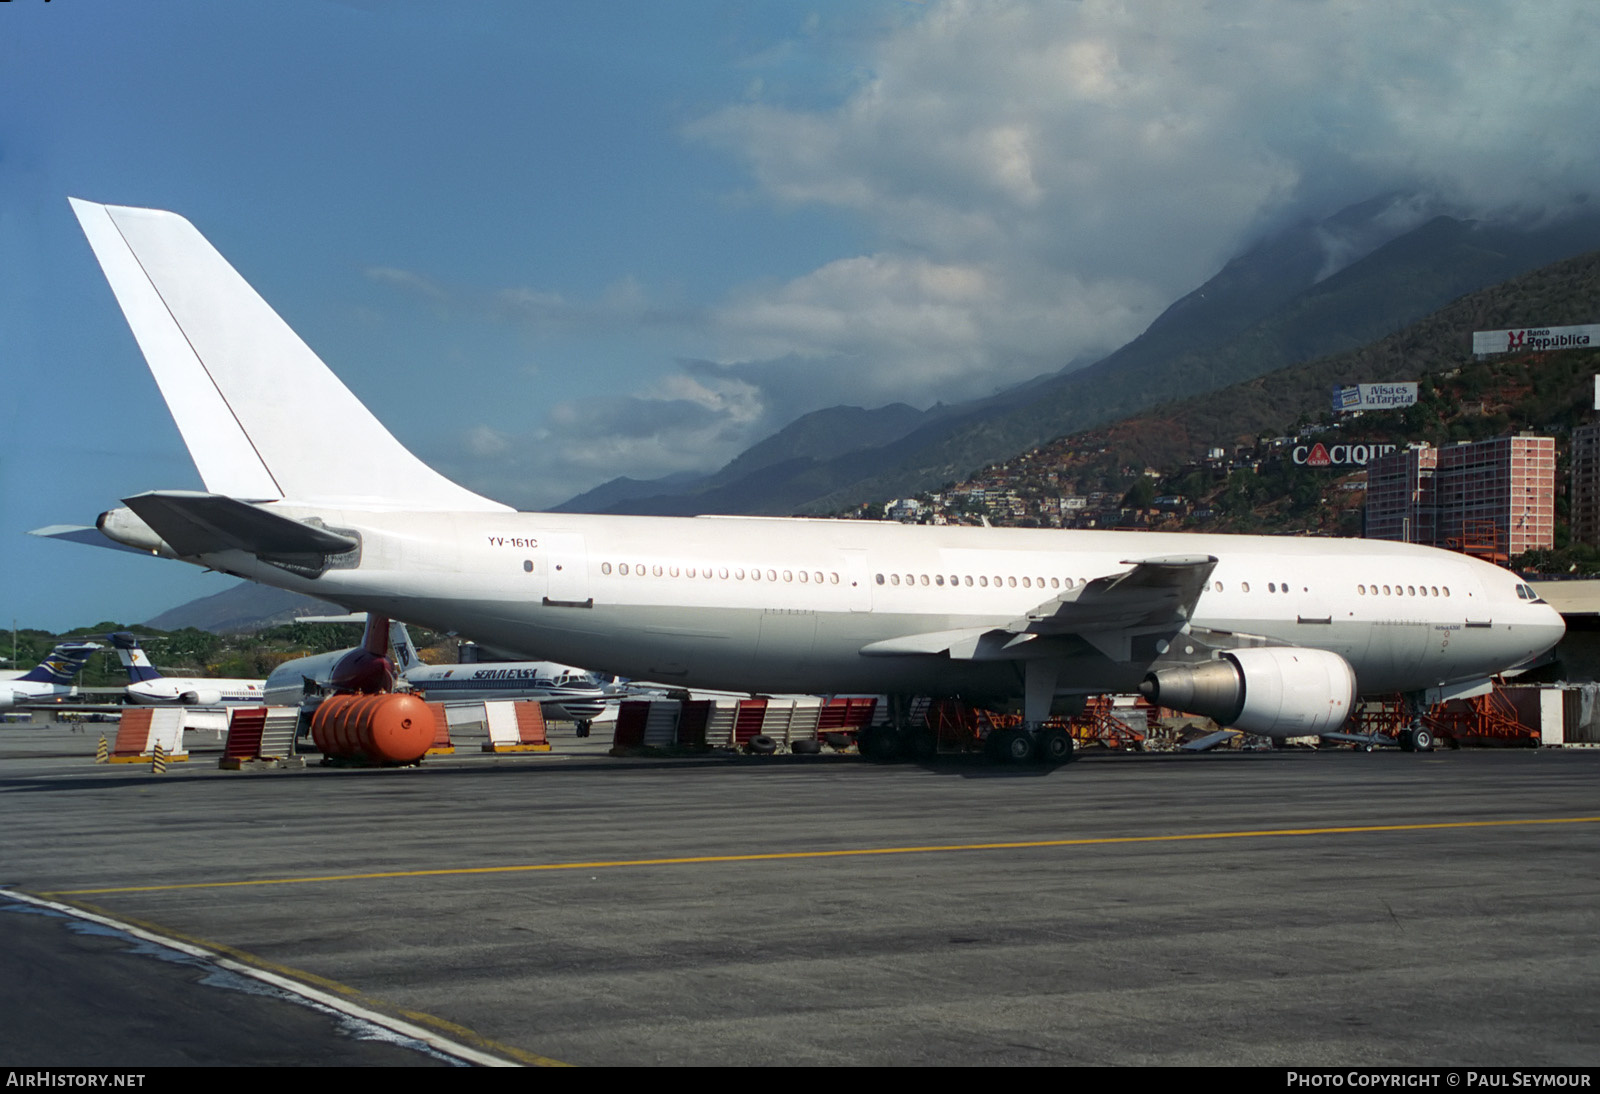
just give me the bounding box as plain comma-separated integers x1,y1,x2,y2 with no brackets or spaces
123,490,358,562
28,524,156,557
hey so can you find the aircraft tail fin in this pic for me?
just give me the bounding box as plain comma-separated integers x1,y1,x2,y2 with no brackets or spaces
108,633,164,683
69,198,510,513
389,621,421,675
17,642,103,684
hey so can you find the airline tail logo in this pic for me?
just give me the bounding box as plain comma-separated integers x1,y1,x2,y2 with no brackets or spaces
22,643,101,684
388,622,417,672
109,632,163,682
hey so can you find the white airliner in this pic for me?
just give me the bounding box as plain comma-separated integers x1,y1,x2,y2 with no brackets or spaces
108,632,265,706
0,641,103,710
44,199,1566,761
388,623,613,727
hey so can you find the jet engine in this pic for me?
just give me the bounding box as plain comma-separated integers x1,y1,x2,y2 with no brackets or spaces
179,689,222,706
0,686,18,711
1139,647,1357,736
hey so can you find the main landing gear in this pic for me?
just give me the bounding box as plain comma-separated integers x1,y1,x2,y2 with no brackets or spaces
1396,726,1435,753
982,724,1077,766
1396,692,1435,752
856,722,906,762
858,688,1078,766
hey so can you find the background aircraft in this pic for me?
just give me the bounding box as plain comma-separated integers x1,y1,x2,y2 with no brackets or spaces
389,623,612,729
0,641,103,710
108,632,265,706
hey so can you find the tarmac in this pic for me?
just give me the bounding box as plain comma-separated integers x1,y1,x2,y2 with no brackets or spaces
2,717,1597,1067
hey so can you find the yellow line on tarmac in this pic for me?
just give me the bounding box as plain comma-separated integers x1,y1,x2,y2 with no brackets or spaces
41,815,1600,897
40,897,571,1068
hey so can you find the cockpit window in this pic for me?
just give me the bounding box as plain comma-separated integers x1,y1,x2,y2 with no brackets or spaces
1517,583,1546,604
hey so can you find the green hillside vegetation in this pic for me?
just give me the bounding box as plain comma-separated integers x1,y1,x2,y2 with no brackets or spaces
1101,246,1600,471
1087,343,1600,537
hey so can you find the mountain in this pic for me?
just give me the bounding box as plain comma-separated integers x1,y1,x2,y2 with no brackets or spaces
554,471,709,515
563,197,1600,516
554,401,938,515
144,582,346,634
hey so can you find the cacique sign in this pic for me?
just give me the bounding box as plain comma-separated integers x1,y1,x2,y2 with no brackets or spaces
1290,442,1398,467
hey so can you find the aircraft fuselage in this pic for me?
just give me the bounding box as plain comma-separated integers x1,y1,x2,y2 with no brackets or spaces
199,506,1563,706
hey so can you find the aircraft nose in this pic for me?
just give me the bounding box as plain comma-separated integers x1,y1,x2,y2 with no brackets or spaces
1540,604,1568,653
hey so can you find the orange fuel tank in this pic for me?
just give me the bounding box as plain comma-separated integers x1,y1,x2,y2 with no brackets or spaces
310,692,432,765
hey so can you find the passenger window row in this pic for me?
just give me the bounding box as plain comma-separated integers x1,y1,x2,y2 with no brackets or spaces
1356,584,1450,597
599,561,841,584
873,573,1087,589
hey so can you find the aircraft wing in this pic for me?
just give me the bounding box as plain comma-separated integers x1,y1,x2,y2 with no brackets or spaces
1006,554,1218,634
20,701,126,714
860,555,1217,662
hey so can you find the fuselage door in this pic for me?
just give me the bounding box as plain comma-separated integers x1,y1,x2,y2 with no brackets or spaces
839,548,872,612
543,532,591,607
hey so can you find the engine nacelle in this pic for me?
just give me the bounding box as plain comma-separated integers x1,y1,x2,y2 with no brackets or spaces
1141,647,1357,736
179,689,223,706
0,686,17,711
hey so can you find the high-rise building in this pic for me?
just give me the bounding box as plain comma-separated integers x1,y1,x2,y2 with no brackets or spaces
1364,445,1436,544
1570,422,1600,547
1365,434,1554,559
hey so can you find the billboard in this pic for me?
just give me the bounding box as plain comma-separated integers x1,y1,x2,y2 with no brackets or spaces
1292,442,1398,467
1331,382,1417,413
1473,323,1600,355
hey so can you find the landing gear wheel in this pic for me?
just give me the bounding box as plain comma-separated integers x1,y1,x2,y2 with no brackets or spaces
907,727,939,761
1397,729,1416,752
790,738,822,755
575,720,591,738
1411,727,1434,753
857,724,904,762
1035,726,1076,765
986,727,1035,765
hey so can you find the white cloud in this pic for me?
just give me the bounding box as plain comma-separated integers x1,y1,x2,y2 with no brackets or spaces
463,424,512,458
709,252,1157,407
364,266,450,301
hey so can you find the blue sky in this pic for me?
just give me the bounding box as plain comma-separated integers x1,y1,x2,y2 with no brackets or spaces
4,0,1597,631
